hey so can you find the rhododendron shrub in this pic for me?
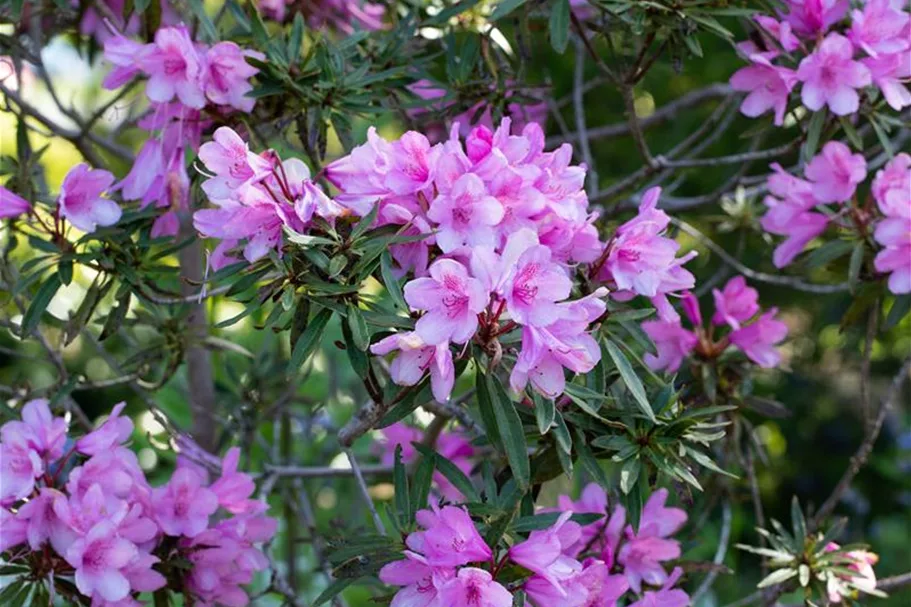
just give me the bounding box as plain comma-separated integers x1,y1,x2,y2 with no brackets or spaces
1,1,907,606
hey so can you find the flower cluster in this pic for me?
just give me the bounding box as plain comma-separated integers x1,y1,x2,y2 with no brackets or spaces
759,143,910,294
102,25,260,237
257,0,386,32
643,276,789,371
0,399,275,606
729,0,910,124
824,542,880,603
379,484,689,607
377,422,475,501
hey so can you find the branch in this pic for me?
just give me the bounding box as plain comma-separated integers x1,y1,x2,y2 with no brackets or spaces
345,448,387,535
879,571,911,591
573,37,597,196
692,499,733,603
262,464,392,478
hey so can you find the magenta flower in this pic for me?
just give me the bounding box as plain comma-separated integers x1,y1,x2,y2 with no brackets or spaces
503,244,573,326
730,52,797,125
76,402,133,456
642,319,698,373
385,131,439,195
760,197,829,268
872,153,911,217
65,520,139,602
378,551,448,607
873,212,911,294
0,398,68,461
0,507,28,552
848,0,910,57
152,467,219,538
370,332,456,403
58,164,121,233
755,16,801,52
209,447,257,515
618,489,687,593
863,51,911,111
0,185,31,219
404,258,488,345
804,141,867,203
626,567,690,607
203,42,262,112
0,442,43,506
410,505,492,567
136,26,206,108
797,33,872,116
783,0,849,37
510,511,583,595
436,567,513,607
427,172,504,252
198,127,272,201
730,308,789,368
555,483,608,557
101,34,144,89
712,276,760,329
324,126,394,215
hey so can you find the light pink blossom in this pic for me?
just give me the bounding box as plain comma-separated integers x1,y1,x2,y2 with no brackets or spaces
730,308,789,367
410,505,492,567
872,153,911,217
712,276,760,329
152,467,219,538
65,520,139,602
203,42,262,112
730,52,797,125
370,332,456,403
863,51,911,111
626,567,690,607
0,442,43,505
642,319,698,373
58,164,121,233
427,172,504,252
435,567,513,607
136,26,206,108
510,511,583,595
618,489,687,593
804,141,867,203
783,0,849,37
848,0,910,57
404,258,488,345
0,185,31,219
76,402,133,456
378,551,449,607
797,33,871,116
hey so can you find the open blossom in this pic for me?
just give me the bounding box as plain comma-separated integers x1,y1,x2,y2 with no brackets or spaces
642,320,697,373
198,126,272,201
755,16,800,52
712,276,760,329
618,489,687,593
153,467,219,538
510,511,583,595
209,447,257,514
783,0,849,37
872,153,911,217
0,442,43,505
436,568,513,607
404,259,488,346
65,520,139,602
136,26,206,108
503,244,573,326
825,543,879,603
848,0,910,57
797,34,871,116
427,172,504,251
378,551,447,607
1,399,68,460
556,483,608,557
760,164,828,268
410,505,492,567
863,51,911,111
873,154,911,294
370,332,455,403
627,567,690,607
203,42,262,112
730,309,789,368
0,185,31,219
76,402,133,456
58,164,121,233
804,141,867,203
729,52,797,125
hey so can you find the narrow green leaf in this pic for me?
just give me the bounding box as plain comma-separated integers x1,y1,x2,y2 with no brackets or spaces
393,445,410,528
100,291,131,341
574,429,610,489
346,304,370,351
341,319,369,377
21,273,62,338
414,443,479,501
839,117,863,150
288,308,332,374
189,0,218,42
848,241,864,291
605,340,657,423
411,454,434,521
313,578,355,606
803,111,826,163
490,0,528,21
620,457,641,494
381,251,408,311
549,0,571,54
288,12,305,64
488,374,530,491
884,294,911,330
532,392,555,435
476,370,503,450
791,496,807,542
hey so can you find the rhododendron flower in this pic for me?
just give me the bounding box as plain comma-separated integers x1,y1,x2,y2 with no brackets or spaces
152,467,219,537
0,442,43,505
58,164,121,233
755,16,800,52
136,26,206,108
435,567,513,607
555,483,608,557
730,309,789,367
410,505,492,567
0,507,28,552
404,259,488,345
76,402,133,456
729,52,797,125
1,398,67,460
0,185,31,219
209,447,257,514
760,168,829,268
863,51,911,111
203,42,263,112
804,141,867,203
378,551,448,607
797,34,871,116
198,127,272,201
371,332,456,403
427,172,504,251
386,131,438,195
848,0,910,57
627,567,690,607
101,35,144,89
510,511,583,595
783,0,849,37
617,489,687,593
712,276,760,329
874,217,911,293
872,153,911,217
65,520,139,602
642,319,698,373
502,244,573,326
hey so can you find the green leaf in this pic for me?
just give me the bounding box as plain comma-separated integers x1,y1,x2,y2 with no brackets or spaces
414,443,479,501
393,445,410,528
490,0,528,21
487,374,530,491
839,117,863,150
884,295,911,330
313,578,355,606
549,0,571,54
290,298,312,348
411,454,434,522
803,239,854,270
288,308,332,374
848,241,864,291
189,0,218,42
605,340,657,423
346,304,370,351
21,273,62,338
134,0,151,12
381,251,408,311
575,429,611,489
802,111,826,163
100,291,131,341
64,280,110,345
351,202,380,242
791,496,807,542
476,370,503,451
869,114,894,158
512,512,604,532
757,567,798,589
288,12,305,64
341,318,369,377
620,456,641,494
532,392,555,435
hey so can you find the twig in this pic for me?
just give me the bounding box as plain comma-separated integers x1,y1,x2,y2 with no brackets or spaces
344,448,387,535
573,38,597,196
879,571,911,591
692,500,733,603
262,464,393,478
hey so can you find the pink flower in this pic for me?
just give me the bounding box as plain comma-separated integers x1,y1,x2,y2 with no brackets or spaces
58,164,121,233
863,51,911,111
76,402,134,456
370,332,456,403
730,53,797,125
152,467,219,537
385,131,439,195
760,169,830,268
642,319,698,373
0,441,43,506
712,276,760,329
510,511,583,595
0,507,28,552
410,505,492,567
755,16,801,52
804,141,867,203
872,153,911,217
730,308,789,367
378,551,449,607
136,26,206,108
556,483,609,557
404,258,488,345
797,33,872,116
874,218,911,293
209,447,257,514
203,42,262,111
101,34,144,89
324,126,394,215
0,185,31,219
1,398,68,461
783,0,849,37
626,567,690,607
198,127,272,201
503,244,573,327
427,172,504,252
65,520,139,602
848,0,910,57
618,489,687,593
825,543,879,603
435,567,513,607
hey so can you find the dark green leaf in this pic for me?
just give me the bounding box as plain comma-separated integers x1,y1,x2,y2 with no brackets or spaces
532,392,555,435
313,578,355,607
488,374,530,491
381,251,408,311
476,370,503,451
885,295,911,330
791,496,807,542
620,456,641,494
575,429,611,488
411,454,434,521
414,443,479,501
100,291,131,341
346,304,370,351
393,445,410,528
189,0,218,42
21,273,62,338
288,13,305,64
288,308,332,374
803,111,826,163
490,0,528,21
549,0,571,54
605,340,656,423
